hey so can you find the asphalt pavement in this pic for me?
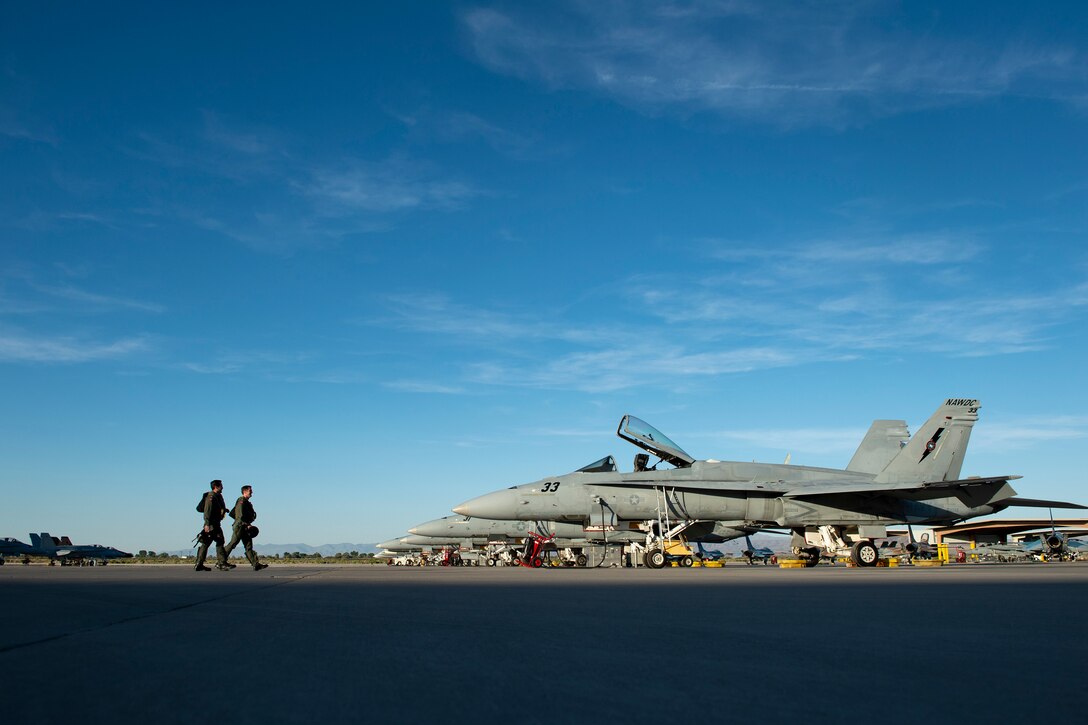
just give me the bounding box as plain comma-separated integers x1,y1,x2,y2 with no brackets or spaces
1,563,1084,723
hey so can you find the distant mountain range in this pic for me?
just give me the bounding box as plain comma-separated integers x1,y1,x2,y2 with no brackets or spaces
165,542,381,557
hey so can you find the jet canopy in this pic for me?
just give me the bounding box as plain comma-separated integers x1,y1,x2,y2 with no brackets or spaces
617,415,695,468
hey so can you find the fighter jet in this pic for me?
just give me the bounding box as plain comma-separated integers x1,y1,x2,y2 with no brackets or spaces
1020,530,1088,561
454,399,1086,568
0,537,37,564
29,533,132,566
408,514,775,567
740,534,777,565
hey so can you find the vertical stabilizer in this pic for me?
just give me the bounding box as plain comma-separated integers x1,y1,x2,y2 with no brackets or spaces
847,420,910,474
875,399,979,483
32,533,57,554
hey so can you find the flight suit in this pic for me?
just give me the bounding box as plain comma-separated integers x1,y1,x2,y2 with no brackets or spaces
225,496,262,569
195,490,229,569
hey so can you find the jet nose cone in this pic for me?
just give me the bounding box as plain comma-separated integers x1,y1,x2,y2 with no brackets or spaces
409,519,445,537
453,489,521,520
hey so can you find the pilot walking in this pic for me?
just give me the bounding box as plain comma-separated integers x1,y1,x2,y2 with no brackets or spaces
195,479,234,572
225,485,268,571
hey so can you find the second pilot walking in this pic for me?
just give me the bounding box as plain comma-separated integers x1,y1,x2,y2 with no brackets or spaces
224,485,268,571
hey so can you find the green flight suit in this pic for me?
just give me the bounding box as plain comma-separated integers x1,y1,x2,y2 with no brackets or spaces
225,496,261,569
195,490,228,568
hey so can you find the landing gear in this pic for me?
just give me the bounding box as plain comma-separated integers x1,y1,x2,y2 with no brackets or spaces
802,547,821,567
575,553,588,568
643,548,667,569
851,541,879,567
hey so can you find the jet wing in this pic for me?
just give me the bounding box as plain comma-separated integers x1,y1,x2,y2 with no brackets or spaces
782,475,1024,498
997,497,1088,510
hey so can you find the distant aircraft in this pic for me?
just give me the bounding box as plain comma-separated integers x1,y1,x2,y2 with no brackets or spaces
973,541,1034,563
1020,530,1088,561
740,535,776,565
0,537,36,564
29,533,132,565
454,399,1086,568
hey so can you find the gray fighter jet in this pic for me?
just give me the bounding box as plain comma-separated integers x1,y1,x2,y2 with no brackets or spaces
454,399,1085,567
29,533,132,565
0,537,37,564
409,514,772,566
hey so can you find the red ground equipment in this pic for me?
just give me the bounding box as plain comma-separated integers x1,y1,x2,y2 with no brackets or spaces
517,532,555,568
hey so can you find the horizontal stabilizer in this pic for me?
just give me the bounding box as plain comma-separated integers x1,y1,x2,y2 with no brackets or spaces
1001,497,1088,510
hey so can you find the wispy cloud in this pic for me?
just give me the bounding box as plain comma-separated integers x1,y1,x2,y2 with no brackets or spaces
28,282,164,313
126,114,482,252
462,2,1086,126
973,416,1088,451
0,109,58,145
180,350,314,376
376,293,620,345
432,111,543,159
301,160,480,214
383,380,467,394
468,345,819,392
372,238,1088,392
0,328,147,363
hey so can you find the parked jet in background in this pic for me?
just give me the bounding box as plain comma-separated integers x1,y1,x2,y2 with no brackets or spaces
454,400,1086,567
1020,530,1088,561
29,533,132,565
0,537,36,564
740,535,776,565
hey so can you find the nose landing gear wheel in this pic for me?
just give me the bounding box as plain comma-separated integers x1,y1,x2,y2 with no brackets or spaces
645,549,666,569
851,541,879,567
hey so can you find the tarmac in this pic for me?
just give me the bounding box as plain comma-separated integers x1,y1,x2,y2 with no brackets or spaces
2,563,1085,723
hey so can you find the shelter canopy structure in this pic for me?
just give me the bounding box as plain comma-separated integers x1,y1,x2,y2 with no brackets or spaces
933,519,1088,545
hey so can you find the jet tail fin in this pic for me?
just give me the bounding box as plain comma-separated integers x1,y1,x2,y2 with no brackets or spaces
847,420,910,474
876,399,979,483
32,533,56,553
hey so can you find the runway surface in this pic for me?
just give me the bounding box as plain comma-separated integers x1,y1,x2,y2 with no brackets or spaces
2,563,1085,722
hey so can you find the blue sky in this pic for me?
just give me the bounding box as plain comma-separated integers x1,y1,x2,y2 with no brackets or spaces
2,2,1086,551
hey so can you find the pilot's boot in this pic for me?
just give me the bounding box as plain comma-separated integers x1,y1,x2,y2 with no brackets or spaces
215,549,235,570
195,543,210,571
246,548,259,569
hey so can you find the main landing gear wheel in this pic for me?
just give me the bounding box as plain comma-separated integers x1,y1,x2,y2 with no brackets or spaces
645,549,667,569
851,541,879,567
803,547,821,567
575,553,588,568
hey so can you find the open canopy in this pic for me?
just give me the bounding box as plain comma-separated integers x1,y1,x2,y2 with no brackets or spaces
616,415,695,468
